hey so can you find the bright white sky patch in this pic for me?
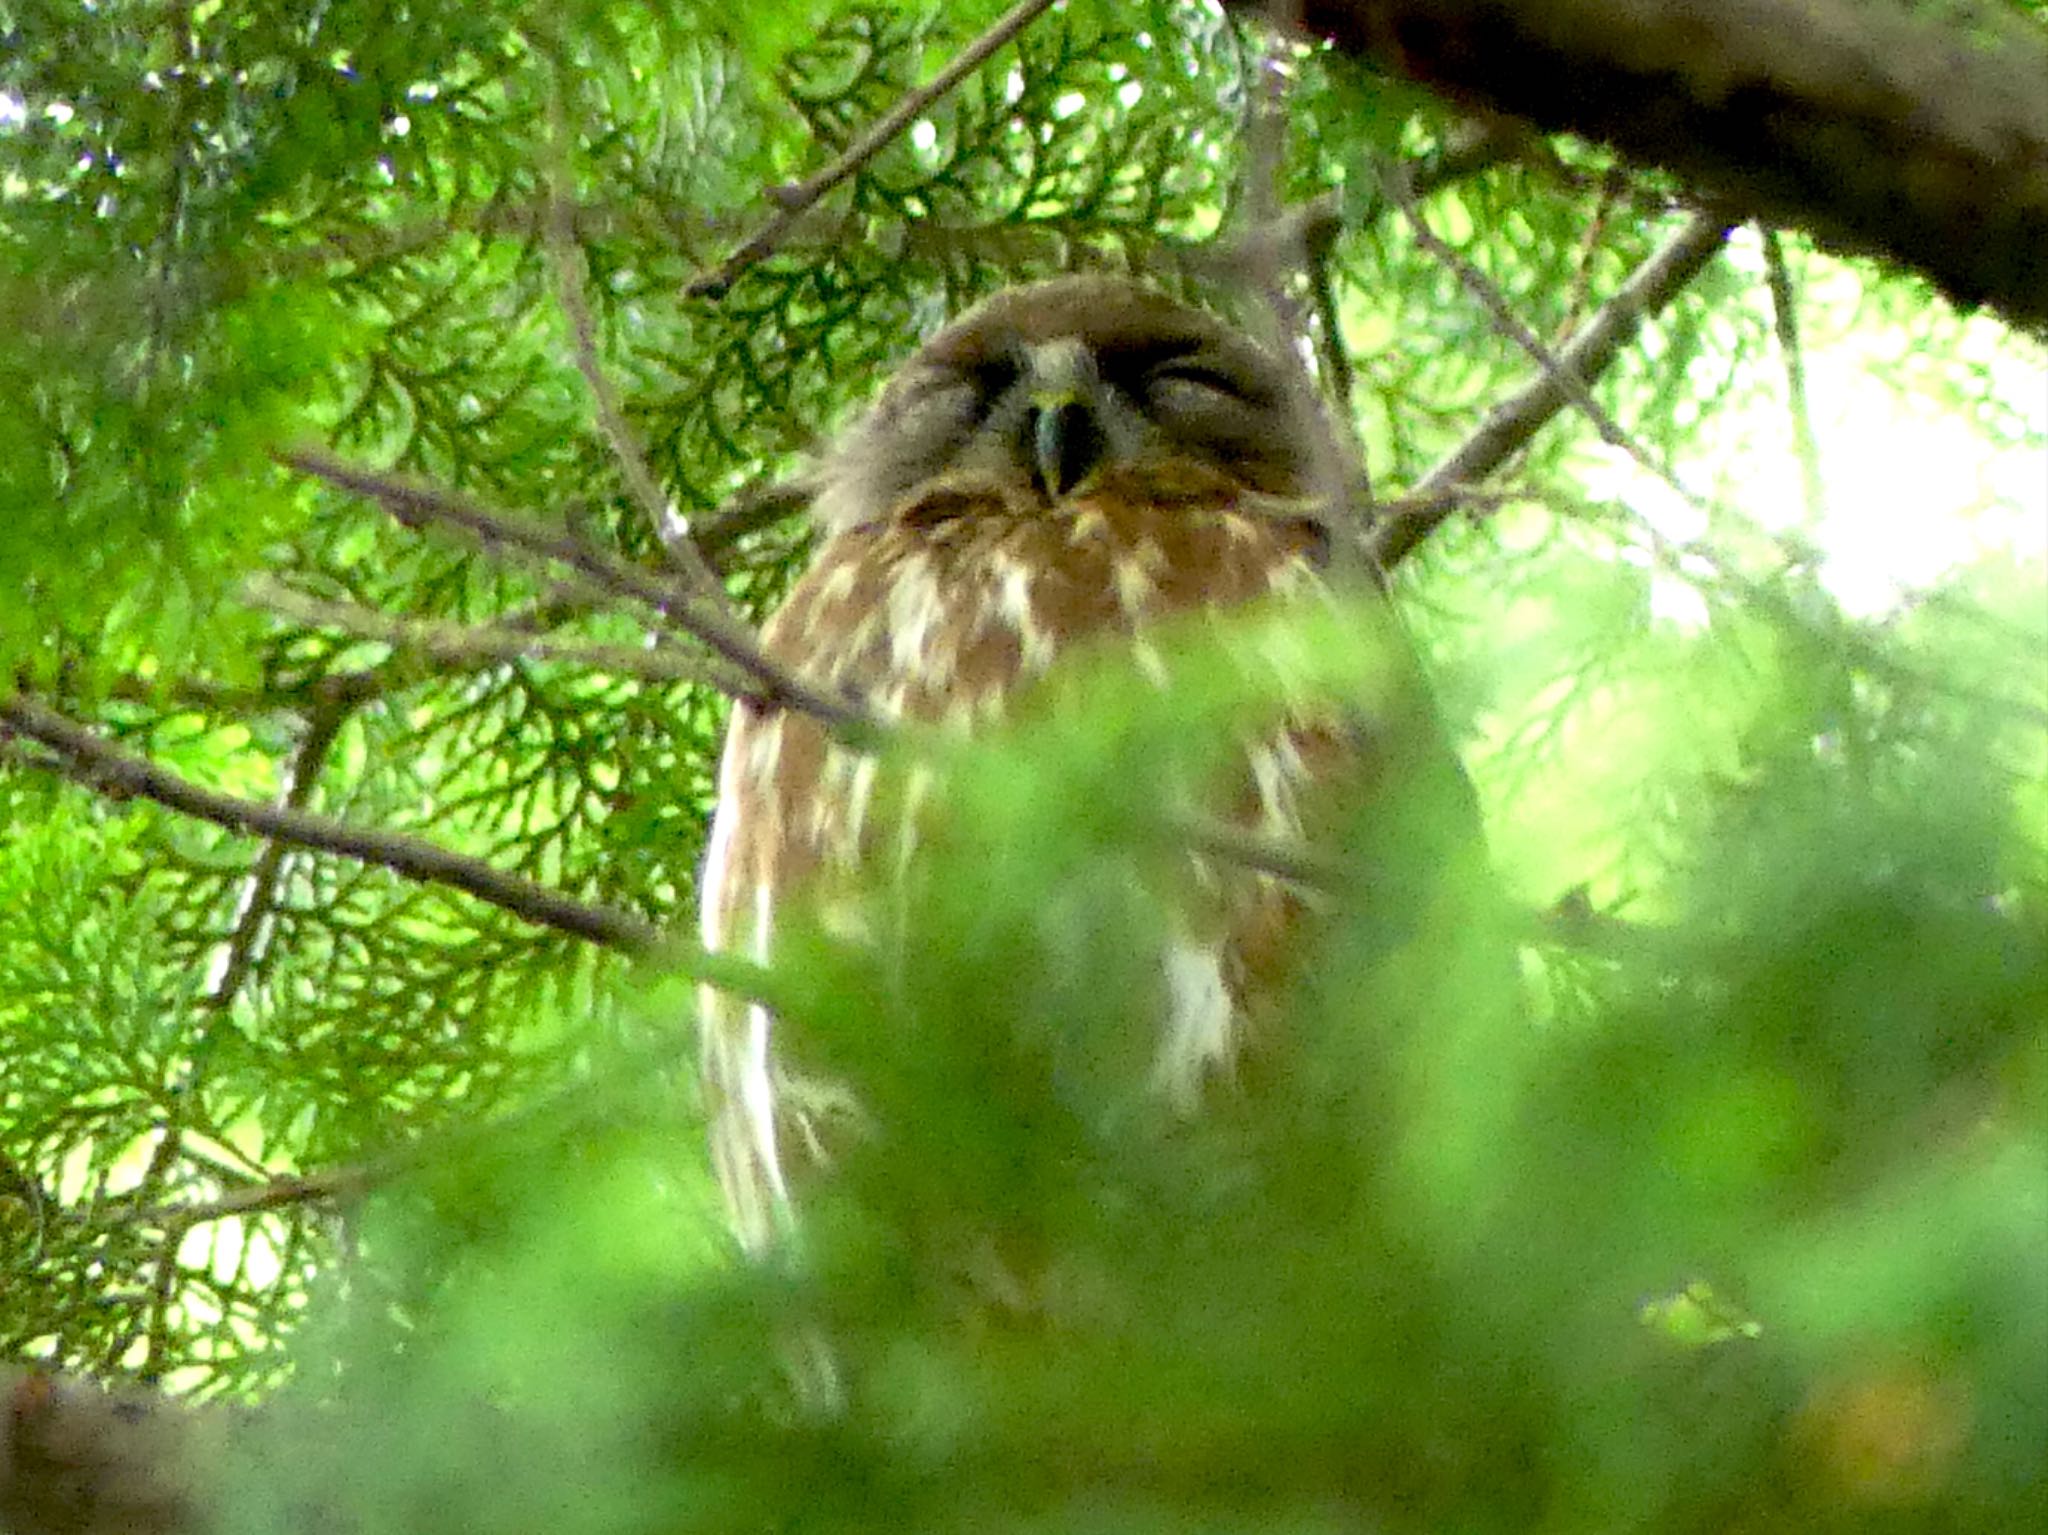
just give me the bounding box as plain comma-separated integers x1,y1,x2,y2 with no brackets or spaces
1582,237,2046,622
1798,337,2045,614
0,94,25,129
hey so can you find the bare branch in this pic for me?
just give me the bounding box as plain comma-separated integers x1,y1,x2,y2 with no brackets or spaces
201,697,353,1010
1249,0,2048,330
245,580,750,691
1763,229,1826,524
542,106,744,610
1372,210,1729,568
684,0,1061,298
1173,813,1348,892
277,447,877,741
1383,165,1711,511
693,478,816,568
119,1165,378,1232
0,695,661,954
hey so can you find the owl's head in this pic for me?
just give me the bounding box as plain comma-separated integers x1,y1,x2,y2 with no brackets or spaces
811,275,1339,535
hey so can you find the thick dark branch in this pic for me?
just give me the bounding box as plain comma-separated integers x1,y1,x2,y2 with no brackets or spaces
1251,0,2048,329
278,448,876,740
685,0,1061,298
1372,210,1728,567
0,696,660,954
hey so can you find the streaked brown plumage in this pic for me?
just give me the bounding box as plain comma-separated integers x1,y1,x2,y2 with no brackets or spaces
699,275,1357,1249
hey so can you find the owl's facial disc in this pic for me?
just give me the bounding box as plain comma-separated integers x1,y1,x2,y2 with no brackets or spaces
968,334,1178,504
809,276,1339,536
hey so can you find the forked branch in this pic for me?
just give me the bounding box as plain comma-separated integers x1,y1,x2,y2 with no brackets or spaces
0,695,661,954
1372,210,1729,568
277,448,875,739
685,0,1061,297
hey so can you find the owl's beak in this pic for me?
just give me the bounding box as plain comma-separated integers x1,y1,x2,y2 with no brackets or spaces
1024,339,1105,499
1032,396,1102,499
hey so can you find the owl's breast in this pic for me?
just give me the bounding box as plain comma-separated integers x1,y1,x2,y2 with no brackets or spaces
762,485,1327,729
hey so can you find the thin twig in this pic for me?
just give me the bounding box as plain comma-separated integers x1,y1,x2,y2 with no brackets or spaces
1218,4,1371,560
684,0,1061,298
1174,813,1348,892
1762,228,1825,524
121,1165,379,1230
202,694,353,1008
693,477,816,566
278,447,875,739
0,695,661,953
1372,210,1730,568
1301,209,1362,480
1555,167,1626,341
246,579,751,691
543,102,742,607
1383,165,1719,519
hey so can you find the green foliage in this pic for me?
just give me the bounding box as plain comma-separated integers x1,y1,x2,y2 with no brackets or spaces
1,0,2044,1529
214,594,2043,1532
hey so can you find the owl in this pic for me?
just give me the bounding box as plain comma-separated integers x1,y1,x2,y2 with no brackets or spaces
698,274,1369,1251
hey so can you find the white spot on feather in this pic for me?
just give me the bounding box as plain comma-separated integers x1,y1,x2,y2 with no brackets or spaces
1247,740,1305,837
1268,554,1323,599
991,552,1055,671
744,715,785,779
698,782,740,953
840,752,880,852
1130,637,1171,690
823,561,860,599
736,997,788,1224
1113,553,1159,617
887,554,945,680
1154,938,1237,1111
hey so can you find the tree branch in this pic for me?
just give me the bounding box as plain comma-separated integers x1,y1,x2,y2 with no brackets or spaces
277,448,876,741
1763,229,1826,524
1173,813,1351,892
684,0,1062,298
117,1165,378,1233
0,696,661,955
245,580,750,691
692,478,816,568
1371,209,1729,567
1383,165,1714,514
1247,0,2048,329
200,695,353,1010
543,105,747,608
